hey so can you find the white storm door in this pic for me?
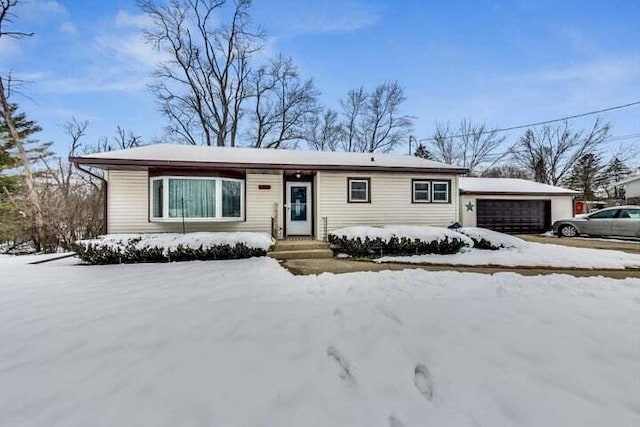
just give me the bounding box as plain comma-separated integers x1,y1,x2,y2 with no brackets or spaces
286,182,312,236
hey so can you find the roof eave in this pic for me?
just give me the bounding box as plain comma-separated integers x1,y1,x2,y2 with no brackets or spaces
69,156,469,175
460,190,578,196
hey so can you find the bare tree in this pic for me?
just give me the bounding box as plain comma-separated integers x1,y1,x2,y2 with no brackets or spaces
247,55,320,148
360,81,413,152
481,164,531,179
429,119,506,174
335,82,412,153
430,123,455,164
305,108,342,151
514,118,610,185
339,87,366,152
0,1,33,39
32,120,105,250
139,0,262,146
93,125,143,153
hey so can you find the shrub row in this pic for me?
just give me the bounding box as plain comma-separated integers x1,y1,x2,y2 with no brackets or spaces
327,234,468,258
457,234,501,250
72,237,266,265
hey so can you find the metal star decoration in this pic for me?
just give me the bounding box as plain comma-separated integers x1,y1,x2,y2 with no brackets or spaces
465,202,474,212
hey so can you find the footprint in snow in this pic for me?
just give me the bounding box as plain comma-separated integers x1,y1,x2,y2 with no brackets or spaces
496,285,509,298
332,308,345,329
388,415,406,427
377,305,403,325
413,364,434,401
326,345,356,388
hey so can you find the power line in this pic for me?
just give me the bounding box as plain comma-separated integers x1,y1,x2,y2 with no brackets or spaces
417,100,640,143
461,132,640,163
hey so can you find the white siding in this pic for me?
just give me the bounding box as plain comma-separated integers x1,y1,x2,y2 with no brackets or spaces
625,180,640,199
316,171,459,240
107,170,282,234
459,194,574,228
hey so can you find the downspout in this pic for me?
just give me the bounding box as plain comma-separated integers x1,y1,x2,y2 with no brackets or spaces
74,163,108,235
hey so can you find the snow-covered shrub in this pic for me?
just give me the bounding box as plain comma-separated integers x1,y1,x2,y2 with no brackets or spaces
328,226,472,258
456,227,527,250
72,232,274,265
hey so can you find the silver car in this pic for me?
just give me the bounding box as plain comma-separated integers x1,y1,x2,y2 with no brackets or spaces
552,206,640,238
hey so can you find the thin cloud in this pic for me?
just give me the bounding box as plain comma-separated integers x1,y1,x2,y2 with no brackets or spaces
59,21,77,36
17,0,67,22
40,75,150,94
0,37,21,59
115,10,154,29
524,57,640,85
39,9,165,95
266,0,380,36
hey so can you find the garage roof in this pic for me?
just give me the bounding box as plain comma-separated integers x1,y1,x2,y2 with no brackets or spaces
614,175,640,186
70,143,468,174
460,177,578,195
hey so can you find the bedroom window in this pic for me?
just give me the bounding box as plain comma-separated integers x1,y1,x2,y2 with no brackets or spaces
432,181,450,203
150,176,244,221
348,178,370,203
412,180,431,203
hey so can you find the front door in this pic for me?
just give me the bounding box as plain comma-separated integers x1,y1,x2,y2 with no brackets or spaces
286,182,312,236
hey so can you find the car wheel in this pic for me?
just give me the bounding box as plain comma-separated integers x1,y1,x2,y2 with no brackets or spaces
559,224,578,237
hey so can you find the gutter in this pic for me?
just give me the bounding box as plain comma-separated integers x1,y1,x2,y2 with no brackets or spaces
68,156,470,175
459,191,579,196
74,163,108,234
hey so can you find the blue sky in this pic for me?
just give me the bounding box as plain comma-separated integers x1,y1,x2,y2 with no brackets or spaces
2,0,639,157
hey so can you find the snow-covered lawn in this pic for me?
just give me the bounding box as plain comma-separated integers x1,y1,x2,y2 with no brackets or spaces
379,230,640,269
1,256,640,426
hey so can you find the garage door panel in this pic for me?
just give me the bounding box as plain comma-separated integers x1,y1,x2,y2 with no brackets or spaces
477,200,551,234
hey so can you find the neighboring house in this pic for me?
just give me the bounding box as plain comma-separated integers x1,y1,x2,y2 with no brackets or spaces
71,144,468,240
614,175,640,204
459,178,578,233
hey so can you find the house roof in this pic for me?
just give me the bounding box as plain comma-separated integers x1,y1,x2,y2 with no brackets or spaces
70,144,469,174
614,175,640,186
459,177,579,196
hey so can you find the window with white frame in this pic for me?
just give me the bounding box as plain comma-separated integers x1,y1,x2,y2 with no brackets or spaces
348,178,370,203
150,176,244,221
412,180,431,203
432,181,450,203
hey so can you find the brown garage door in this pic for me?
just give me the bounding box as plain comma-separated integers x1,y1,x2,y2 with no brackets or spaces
477,200,551,234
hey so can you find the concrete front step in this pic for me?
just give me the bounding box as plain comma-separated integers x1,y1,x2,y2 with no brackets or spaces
271,240,331,252
268,248,334,260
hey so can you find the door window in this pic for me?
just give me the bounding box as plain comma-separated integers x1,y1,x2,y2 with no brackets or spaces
588,209,619,219
290,186,307,221
618,209,640,219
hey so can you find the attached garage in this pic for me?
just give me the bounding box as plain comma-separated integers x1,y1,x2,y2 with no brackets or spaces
459,178,577,234
476,199,551,233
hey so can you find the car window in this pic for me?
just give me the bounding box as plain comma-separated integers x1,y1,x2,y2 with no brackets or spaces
588,209,619,219
618,209,640,219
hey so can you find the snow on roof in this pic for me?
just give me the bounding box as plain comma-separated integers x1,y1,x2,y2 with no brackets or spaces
459,177,578,195
72,143,467,172
615,175,640,186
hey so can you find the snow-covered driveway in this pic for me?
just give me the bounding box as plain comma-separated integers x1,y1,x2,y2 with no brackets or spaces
1,256,639,426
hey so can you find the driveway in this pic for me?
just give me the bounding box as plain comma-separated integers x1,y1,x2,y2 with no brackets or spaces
515,234,640,254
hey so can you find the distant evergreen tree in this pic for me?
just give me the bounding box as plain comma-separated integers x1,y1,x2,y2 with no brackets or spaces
413,143,433,160
0,103,53,165
602,157,632,199
563,153,606,200
0,103,52,250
